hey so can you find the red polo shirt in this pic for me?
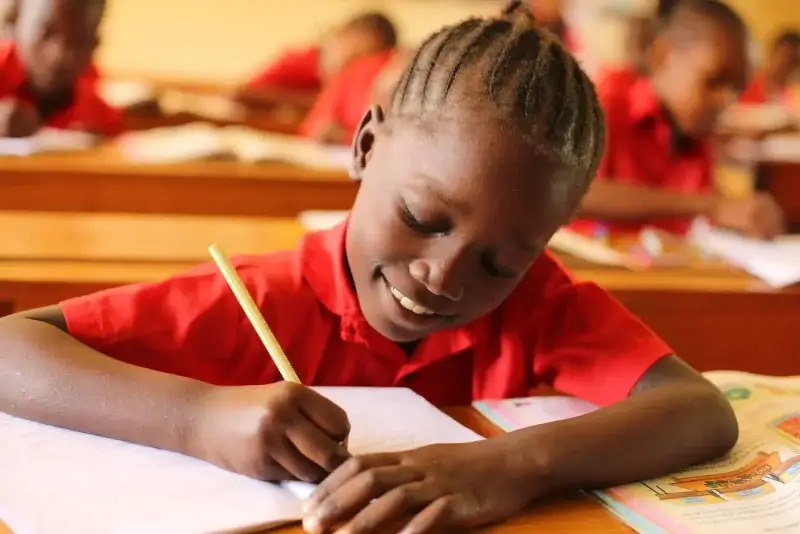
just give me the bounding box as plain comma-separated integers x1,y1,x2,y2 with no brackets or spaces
0,42,122,137
570,68,713,236
300,50,394,144
246,46,321,92
739,73,790,107
60,221,671,408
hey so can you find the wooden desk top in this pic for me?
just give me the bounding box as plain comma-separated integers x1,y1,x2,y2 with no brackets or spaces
0,211,793,294
0,407,630,534
0,143,345,182
1,146,358,217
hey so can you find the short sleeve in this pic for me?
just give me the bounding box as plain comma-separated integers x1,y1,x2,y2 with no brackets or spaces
299,71,347,138
246,47,321,92
60,261,270,385
73,72,125,137
529,262,673,406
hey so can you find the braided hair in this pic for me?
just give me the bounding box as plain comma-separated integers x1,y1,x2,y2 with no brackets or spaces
385,1,605,193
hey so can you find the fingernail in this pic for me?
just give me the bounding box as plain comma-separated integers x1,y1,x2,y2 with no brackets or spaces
302,516,320,533
302,498,316,514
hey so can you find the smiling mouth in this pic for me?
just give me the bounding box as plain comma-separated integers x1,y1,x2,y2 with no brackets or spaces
384,280,438,316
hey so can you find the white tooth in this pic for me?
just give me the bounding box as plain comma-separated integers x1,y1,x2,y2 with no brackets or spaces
400,296,417,311
389,284,435,315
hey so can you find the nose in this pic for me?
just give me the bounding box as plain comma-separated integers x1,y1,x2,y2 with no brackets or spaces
408,255,465,302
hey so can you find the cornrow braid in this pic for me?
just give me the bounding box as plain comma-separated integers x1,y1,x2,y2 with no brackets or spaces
388,0,604,194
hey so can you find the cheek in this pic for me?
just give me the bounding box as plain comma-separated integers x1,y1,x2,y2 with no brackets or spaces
462,278,520,319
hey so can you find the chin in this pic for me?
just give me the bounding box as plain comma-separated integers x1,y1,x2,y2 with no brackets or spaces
366,312,430,343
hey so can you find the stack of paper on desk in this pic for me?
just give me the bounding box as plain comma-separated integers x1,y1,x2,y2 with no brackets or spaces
0,387,480,534
690,218,800,287
100,80,159,109
117,123,350,170
0,128,99,156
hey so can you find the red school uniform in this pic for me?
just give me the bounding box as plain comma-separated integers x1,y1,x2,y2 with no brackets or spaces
739,72,790,107
60,220,671,408
299,50,394,143
245,46,322,92
0,41,122,137
570,68,713,237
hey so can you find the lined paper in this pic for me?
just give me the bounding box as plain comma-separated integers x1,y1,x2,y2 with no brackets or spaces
0,387,480,534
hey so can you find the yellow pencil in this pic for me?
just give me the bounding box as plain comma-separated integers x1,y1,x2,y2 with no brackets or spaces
208,244,301,383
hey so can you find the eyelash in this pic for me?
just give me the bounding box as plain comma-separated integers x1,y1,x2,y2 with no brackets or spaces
400,202,441,236
401,202,517,279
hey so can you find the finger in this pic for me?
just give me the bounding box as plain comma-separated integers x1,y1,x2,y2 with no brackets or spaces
330,481,436,534
297,388,351,442
306,454,400,512
398,497,458,534
286,415,351,473
258,459,294,482
305,475,429,534
270,435,328,483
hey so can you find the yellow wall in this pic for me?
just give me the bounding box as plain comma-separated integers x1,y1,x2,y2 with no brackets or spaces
96,0,799,83
97,0,498,83
726,0,799,46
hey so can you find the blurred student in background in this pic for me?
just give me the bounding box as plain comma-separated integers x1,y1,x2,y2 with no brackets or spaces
570,0,784,240
236,12,397,111
740,30,800,108
0,0,122,138
299,46,401,145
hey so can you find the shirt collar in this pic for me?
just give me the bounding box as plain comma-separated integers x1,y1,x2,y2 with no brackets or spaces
628,75,697,155
300,217,484,354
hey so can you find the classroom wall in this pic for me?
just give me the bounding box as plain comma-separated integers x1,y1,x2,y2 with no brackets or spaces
97,0,499,82
96,0,800,83
726,0,799,47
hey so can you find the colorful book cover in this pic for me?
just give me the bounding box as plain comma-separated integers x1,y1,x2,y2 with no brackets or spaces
474,371,800,534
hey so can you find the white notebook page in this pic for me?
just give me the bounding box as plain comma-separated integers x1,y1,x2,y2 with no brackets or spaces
0,387,480,534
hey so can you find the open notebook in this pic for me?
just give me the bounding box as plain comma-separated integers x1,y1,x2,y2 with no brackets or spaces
0,387,480,534
689,218,800,287
0,128,99,156
117,123,350,171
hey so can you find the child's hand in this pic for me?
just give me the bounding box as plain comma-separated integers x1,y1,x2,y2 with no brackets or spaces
712,193,785,239
302,440,531,534
0,99,42,137
188,382,351,482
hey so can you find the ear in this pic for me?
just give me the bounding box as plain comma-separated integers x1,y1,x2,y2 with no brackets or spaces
5,0,19,25
648,34,671,74
349,104,384,181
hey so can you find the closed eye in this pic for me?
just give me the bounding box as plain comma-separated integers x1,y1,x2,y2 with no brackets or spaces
480,255,518,279
400,201,449,236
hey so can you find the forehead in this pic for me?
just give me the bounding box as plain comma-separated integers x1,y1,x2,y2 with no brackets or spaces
20,0,101,29
370,116,578,225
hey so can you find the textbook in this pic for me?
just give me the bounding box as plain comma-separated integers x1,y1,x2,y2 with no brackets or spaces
0,128,98,156
690,218,800,288
0,387,480,534
117,123,350,170
474,371,800,534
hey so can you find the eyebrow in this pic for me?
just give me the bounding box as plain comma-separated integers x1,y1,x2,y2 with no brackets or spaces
414,174,473,215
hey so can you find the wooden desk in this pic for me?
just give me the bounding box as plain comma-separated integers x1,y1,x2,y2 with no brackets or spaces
756,161,800,233
0,145,357,217
0,407,630,534
0,212,798,374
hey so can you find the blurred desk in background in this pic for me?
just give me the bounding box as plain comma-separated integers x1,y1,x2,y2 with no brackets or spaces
0,212,797,375
756,160,800,233
0,146,357,217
